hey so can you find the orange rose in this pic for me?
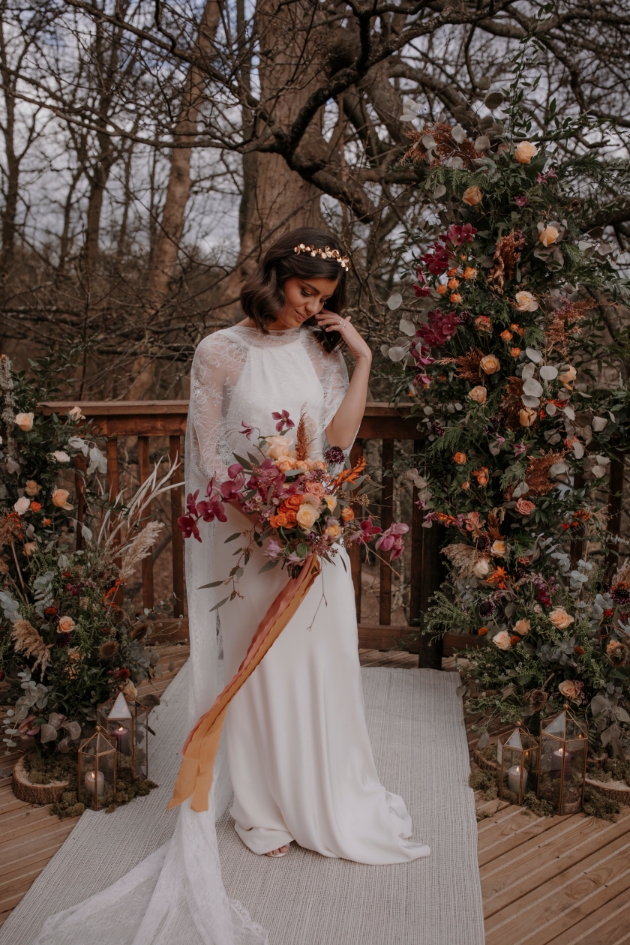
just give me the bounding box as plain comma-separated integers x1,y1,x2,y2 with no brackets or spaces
478,626,489,636
462,185,483,206
480,354,500,375
514,141,538,164
539,225,559,247
270,513,289,528
447,267,459,277
448,278,460,289
469,386,487,404
500,330,512,342
472,467,489,487
510,347,522,358
461,481,470,490
510,323,524,335
510,635,521,646
436,284,448,295
30,501,42,512
450,293,462,303
463,267,477,280
453,452,467,465
284,511,297,526
285,494,304,510
340,507,354,522
43,518,51,526
515,498,535,515
474,315,492,334
305,482,325,498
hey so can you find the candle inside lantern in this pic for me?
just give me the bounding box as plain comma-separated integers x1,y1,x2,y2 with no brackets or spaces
551,747,571,779
507,765,528,796
114,725,131,755
84,769,105,797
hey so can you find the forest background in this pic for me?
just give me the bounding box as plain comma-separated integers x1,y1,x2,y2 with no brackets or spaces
1,0,629,404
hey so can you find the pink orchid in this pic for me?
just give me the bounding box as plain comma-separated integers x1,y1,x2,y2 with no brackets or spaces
375,523,409,560
178,514,201,541
272,410,295,432
513,443,528,456
349,518,382,544
196,495,228,523
265,539,284,560
239,421,255,439
514,196,528,208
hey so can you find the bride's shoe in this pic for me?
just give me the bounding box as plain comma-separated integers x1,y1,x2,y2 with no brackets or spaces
265,844,290,858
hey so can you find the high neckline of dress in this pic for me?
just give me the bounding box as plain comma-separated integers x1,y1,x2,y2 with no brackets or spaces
230,325,304,336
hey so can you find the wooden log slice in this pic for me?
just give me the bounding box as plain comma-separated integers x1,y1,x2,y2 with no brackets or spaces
585,776,630,805
12,757,70,805
474,749,498,772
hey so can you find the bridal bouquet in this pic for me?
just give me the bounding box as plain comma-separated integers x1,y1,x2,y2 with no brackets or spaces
179,410,407,602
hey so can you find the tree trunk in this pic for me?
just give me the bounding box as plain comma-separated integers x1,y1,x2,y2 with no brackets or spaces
219,0,326,315
125,0,221,399
0,13,18,276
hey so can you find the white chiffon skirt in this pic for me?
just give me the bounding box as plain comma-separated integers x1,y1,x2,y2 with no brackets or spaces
217,518,430,864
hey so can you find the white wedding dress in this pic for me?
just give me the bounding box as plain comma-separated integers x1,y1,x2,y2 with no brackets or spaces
27,324,428,945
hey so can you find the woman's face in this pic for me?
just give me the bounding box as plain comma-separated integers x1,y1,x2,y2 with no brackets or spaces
267,275,339,330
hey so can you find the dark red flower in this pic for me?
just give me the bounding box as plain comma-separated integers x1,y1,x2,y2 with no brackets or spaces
178,514,201,541
417,309,459,347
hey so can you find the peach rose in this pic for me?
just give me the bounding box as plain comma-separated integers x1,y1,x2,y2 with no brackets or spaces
480,354,500,375
513,618,530,636
549,608,574,630
453,452,467,465
68,406,85,421
264,435,294,460
519,407,537,427
276,459,296,472
296,505,320,530
469,386,487,404
52,450,71,463
15,412,34,432
514,141,538,164
24,480,41,496
325,521,343,539
560,366,577,389
23,541,37,556
558,680,580,702
510,347,522,358
515,497,535,515
515,291,539,312
462,185,483,206
539,225,559,247
52,488,73,510
490,540,506,557
474,315,492,334
500,330,513,342
309,460,326,472
463,267,477,280
340,507,354,521
302,492,321,508
305,481,325,498
492,629,512,650
323,495,337,512
58,615,75,634
13,496,30,515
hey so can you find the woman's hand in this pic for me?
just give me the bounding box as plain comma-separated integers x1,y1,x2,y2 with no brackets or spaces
314,310,372,363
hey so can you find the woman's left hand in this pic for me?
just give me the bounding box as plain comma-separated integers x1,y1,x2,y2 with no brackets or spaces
314,310,372,363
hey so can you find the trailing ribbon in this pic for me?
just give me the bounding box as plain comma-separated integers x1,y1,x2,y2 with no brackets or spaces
168,554,321,812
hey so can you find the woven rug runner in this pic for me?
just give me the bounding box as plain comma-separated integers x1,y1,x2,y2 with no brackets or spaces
0,664,485,945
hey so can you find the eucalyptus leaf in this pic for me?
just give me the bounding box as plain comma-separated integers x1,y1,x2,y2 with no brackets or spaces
451,124,467,143
477,730,490,749
484,91,504,110
474,135,491,152
387,292,403,310
259,559,279,573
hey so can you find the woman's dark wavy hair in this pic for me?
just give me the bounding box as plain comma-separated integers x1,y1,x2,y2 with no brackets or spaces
240,227,348,352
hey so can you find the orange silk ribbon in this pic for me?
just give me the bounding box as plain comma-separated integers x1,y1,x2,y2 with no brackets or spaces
168,554,321,813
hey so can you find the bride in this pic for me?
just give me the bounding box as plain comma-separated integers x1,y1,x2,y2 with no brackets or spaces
29,228,429,945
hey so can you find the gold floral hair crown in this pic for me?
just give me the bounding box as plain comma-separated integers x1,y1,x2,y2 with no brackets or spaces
293,243,350,271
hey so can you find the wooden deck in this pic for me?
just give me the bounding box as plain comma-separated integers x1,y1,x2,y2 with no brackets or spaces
1,647,629,944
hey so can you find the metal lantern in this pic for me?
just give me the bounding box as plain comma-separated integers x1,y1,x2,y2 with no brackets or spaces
537,706,588,814
497,725,538,805
97,691,150,781
78,726,117,810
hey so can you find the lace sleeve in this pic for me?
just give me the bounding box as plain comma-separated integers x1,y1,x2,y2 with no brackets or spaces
187,333,246,484
302,332,355,455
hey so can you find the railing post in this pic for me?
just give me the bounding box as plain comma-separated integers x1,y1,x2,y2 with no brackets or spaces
411,440,444,670
379,439,394,627
349,440,363,620
137,436,155,610
170,435,185,617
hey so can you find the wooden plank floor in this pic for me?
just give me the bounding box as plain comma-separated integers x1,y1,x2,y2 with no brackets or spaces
1,645,628,945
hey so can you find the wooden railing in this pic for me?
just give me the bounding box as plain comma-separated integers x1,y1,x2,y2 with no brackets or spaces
40,401,628,669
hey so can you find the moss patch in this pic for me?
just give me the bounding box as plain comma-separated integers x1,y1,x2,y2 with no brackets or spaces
583,785,622,822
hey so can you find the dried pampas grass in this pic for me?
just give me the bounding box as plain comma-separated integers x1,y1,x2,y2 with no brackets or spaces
119,521,164,579
12,618,52,676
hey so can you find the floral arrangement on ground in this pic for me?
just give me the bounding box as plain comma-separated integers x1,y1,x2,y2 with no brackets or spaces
1,353,172,790
383,51,630,767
